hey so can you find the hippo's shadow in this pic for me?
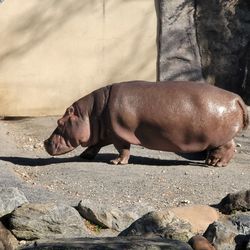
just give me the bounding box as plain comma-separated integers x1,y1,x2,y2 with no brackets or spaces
0,153,206,167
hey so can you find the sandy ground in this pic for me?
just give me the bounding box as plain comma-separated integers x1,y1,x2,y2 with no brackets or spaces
0,114,249,213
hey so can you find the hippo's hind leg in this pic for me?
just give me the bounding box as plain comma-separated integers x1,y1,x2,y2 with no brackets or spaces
206,139,236,167
110,141,131,165
80,140,110,160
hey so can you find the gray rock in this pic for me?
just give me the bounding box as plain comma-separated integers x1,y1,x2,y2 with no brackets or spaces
0,222,18,250
0,187,28,217
247,239,250,250
20,237,193,250
119,210,193,242
217,190,250,214
203,220,237,250
77,200,137,231
158,0,250,102
196,0,250,97
6,203,90,240
203,212,250,250
230,212,250,235
159,0,203,82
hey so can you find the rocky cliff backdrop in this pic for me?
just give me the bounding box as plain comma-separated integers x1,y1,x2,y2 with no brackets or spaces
158,0,250,104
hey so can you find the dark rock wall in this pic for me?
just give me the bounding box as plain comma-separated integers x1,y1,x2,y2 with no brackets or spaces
158,0,250,103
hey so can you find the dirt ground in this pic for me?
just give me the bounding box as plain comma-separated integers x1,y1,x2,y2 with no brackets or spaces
0,114,249,213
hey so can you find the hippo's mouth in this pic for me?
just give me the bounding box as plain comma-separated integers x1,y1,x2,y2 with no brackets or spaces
44,135,75,156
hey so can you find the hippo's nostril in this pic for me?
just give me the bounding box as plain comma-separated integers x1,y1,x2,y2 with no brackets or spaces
44,139,52,147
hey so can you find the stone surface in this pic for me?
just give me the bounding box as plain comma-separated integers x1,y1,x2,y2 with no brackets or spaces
203,212,250,250
230,212,250,235
188,235,215,250
0,222,18,250
247,239,250,250
119,210,194,242
77,200,137,231
20,237,193,250
159,0,203,82
217,189,250,214
158,0,250,102
170,205,219,234
6,203,90,240
196,0,250,97
0,187,28,217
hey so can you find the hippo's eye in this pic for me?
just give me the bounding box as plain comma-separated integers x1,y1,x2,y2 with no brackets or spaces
57,119,64,127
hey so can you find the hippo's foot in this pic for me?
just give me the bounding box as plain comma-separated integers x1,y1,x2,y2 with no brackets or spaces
206,140,236,167
110,156,129,165
110,147,130,165
79,146,101,160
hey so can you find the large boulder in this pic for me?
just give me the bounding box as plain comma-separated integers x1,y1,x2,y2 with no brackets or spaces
20,237,193,250
158,0,250,102
77,200,138,232
0,222,18,250
0,187,28,217
203,212,250,250
170,205,219,234
158,0,203,82
119,210,194,242
217,190,250,214
6,203,90,240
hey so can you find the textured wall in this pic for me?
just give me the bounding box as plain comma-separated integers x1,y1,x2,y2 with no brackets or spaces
0,0,157,116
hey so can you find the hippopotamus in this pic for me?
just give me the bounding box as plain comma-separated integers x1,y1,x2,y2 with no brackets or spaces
44,81,249,167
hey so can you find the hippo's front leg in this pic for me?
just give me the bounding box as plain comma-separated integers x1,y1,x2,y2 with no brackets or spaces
110,142,131,165
80,140,110,160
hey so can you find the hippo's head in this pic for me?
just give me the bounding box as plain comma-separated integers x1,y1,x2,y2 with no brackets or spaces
44,105,91,156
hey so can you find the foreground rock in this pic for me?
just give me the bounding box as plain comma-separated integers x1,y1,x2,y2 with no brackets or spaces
119,210,193,242
217,189,250,214
5,203,90,240
204,212,250,250
0,222,19,250
0,187,28,217
21,237,193,250
170,205,219,234
77,200,138,231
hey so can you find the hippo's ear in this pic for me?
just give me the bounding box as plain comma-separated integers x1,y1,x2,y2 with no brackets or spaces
67,106,74,116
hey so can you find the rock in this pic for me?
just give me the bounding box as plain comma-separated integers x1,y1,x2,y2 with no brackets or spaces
159,0,203,82
119,210,194,242
217,190,250,214
0,187,28,217
203,220,237,250
158,1,250,101
20,236,193,250
0,222,18,250
230,212,250,235
6,203,90,240
247,239,250,250
77,200,137,231
196,0,250,96
203,212,250,250
188,235,215,250
170,205,219,234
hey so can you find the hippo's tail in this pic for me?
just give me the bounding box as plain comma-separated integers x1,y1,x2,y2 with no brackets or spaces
237,97,249,130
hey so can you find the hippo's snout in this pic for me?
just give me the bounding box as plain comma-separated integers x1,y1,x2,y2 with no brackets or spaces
44,133,75,156
44,138,55,156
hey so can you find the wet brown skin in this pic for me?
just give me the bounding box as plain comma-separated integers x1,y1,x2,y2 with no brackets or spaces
44,81,249,167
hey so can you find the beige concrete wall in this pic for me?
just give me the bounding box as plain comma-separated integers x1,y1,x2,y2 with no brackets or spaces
0,0,157,116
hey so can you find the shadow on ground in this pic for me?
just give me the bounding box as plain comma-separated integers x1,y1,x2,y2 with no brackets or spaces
0,154,206,167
